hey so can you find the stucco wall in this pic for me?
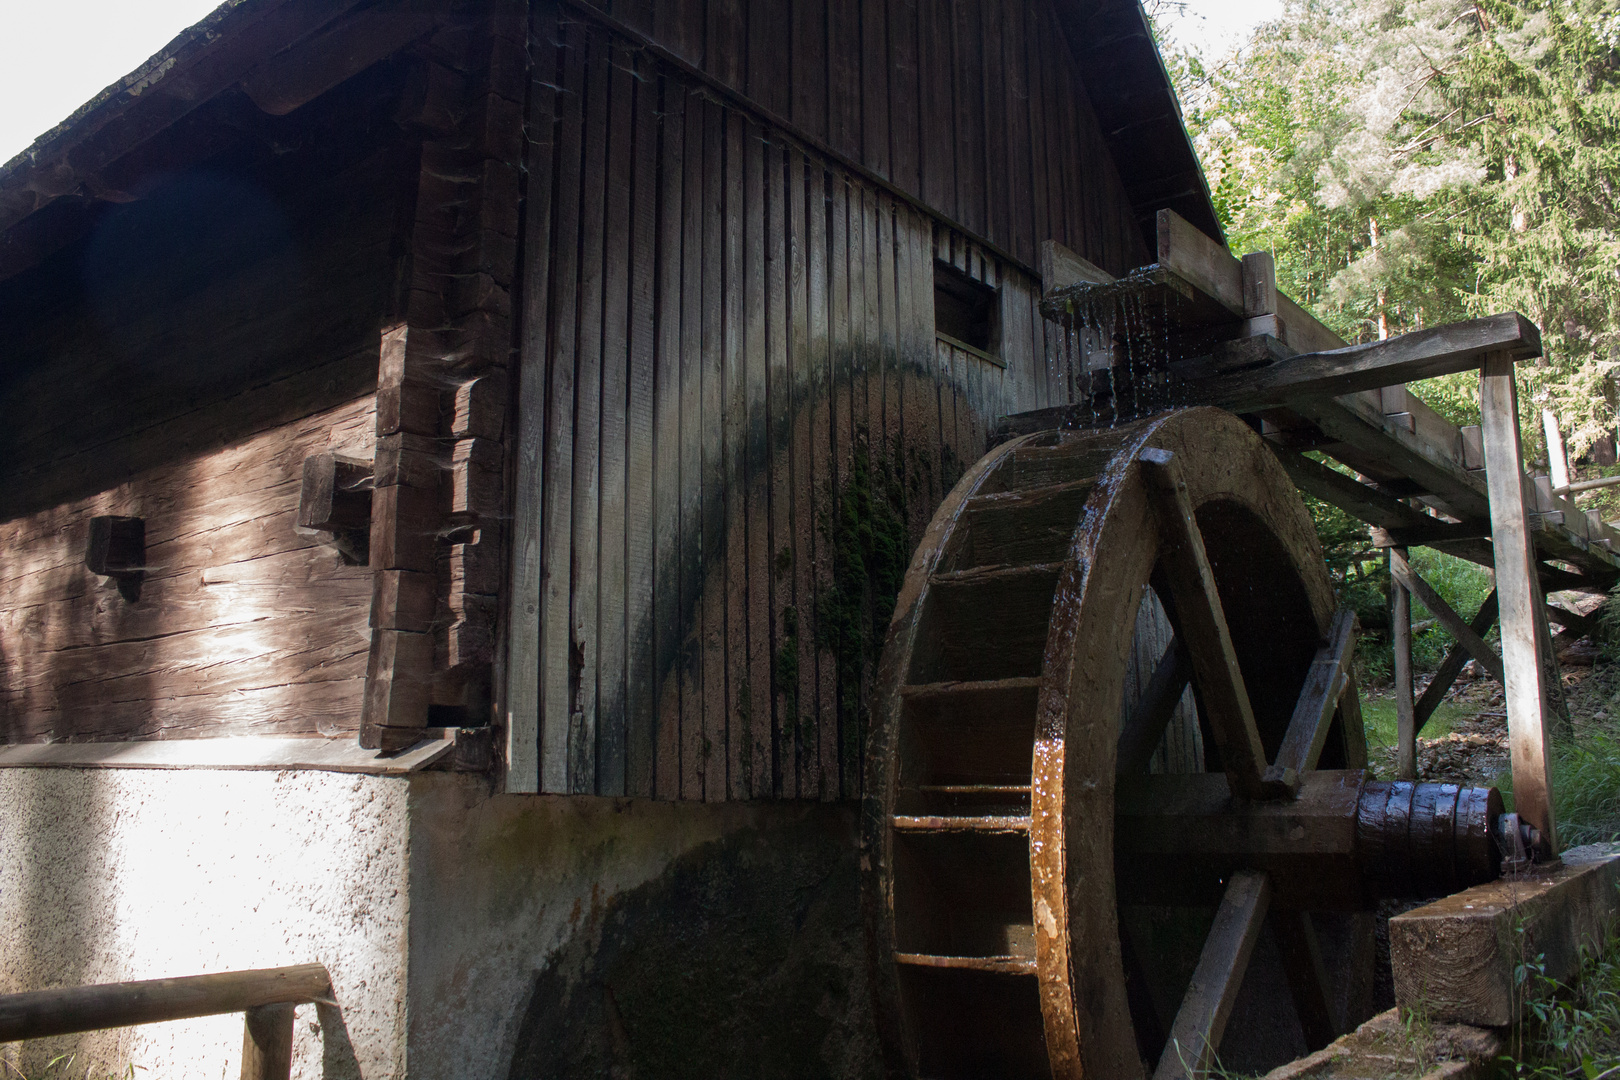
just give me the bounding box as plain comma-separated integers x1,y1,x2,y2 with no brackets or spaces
0,769,881,1080
0,768,410,1080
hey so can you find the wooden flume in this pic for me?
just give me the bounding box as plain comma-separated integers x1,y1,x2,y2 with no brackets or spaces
863,408,1506,1080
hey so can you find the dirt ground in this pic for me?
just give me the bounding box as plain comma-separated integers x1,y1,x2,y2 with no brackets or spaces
1366,635,1615,787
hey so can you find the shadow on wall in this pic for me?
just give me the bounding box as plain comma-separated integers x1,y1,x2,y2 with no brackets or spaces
315,1001,362,1079
506,812,881,1080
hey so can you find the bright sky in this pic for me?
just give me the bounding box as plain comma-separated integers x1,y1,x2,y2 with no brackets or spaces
0,0,1282,168
1162,0,1286,56
0,0,223,165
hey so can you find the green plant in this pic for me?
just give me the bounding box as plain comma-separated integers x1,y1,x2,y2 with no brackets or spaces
1505,912,1620,1077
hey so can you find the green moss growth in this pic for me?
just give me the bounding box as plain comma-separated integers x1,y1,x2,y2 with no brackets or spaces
815,432,915,770
775,605,800,741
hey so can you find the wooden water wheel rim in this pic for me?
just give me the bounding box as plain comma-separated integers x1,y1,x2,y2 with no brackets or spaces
864,407,1353,1080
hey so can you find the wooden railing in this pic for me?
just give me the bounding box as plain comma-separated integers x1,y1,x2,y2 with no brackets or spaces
0,964,332,1080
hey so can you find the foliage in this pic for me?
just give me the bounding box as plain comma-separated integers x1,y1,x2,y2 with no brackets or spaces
1406,545,1498,669
1496,730,1620,846
1506,916,1620,1077
1164,0,1620,461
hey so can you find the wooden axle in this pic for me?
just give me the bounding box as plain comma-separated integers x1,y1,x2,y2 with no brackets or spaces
1115,772,1501,910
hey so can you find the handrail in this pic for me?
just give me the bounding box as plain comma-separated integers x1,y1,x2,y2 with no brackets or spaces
0,964,332,1080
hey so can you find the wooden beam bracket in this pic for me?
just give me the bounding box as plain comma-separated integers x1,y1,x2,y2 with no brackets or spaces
85,515,146,602
297,452,374,565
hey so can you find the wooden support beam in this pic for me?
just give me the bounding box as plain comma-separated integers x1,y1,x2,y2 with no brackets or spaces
241,1003,295,1080
1154,870,1272,1080
1268,447,1462,535
1480,352,1559,857
1039,238,1112,294
1543,410,1571,492
1193,313,1542,412
1545,603,1597,640
0,965,331,1042
1414,590,1499,736
1391,549,1417,781
1265,609,1357,793
1274,293,1349,355
1141,448,1269,799
1117,640,1193,775
1540,562,1611,595
1554,474,1620,497
239,4,440,116
1292,397,1493,522
1241,251,1276,318
1389,843,1620,1026
1157,207,1244,316
1389,549,1504,684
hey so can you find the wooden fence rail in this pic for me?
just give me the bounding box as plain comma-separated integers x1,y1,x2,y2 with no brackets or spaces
0,964,332,1080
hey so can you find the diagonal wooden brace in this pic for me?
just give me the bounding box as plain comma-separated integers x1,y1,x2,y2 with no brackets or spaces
1154,870,1273,1080
1389,548,1504,683
1265,608,1358,794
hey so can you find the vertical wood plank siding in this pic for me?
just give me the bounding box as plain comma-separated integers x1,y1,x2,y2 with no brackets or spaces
517,2,1143,796
579,0,1148,276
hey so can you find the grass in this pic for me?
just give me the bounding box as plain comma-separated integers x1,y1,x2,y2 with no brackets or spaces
1,1055,136,1080
1493,731,1620,849
1359,697,1477,754
1506,918,1620,1079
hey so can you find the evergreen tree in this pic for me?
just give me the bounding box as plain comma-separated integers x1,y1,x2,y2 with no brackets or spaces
1165,0,1620,453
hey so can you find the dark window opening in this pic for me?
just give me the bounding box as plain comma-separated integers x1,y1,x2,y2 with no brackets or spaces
934,261,999,357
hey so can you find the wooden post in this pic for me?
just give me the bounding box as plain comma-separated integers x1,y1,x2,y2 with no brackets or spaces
1391,547,1416,781
1542,409,1569,492
1480,353,1559,857
241,1003,294,1080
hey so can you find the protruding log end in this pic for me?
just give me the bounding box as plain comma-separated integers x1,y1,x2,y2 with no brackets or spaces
85,516,145,601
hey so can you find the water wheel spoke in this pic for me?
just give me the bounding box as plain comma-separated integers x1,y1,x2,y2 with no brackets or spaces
1119,918,1168,1064
1153,870,1272,1080
1265,608,1359,793
1271,909,1338,1052
1140,448,1268,798
1116,639,1192,775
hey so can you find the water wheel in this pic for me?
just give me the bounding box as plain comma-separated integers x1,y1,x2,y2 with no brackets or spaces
862,407,1501,1080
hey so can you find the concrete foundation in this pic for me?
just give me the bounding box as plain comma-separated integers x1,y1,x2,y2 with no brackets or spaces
0,768,879,1079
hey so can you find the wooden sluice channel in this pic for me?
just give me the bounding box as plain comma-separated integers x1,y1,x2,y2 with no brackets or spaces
1002,209,1608,860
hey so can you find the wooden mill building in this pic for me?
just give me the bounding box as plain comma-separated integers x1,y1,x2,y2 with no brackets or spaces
0,0,1223,1075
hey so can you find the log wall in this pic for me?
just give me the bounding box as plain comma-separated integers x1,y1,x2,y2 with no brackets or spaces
0,67,410,743
510,1,1127,797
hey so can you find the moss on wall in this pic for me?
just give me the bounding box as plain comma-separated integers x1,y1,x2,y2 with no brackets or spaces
504,807,880,1080
814,431,916,777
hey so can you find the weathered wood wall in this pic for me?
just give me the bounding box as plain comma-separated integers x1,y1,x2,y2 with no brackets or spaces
510,1,1140,797
0,65,411,743
572,0,1151,277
